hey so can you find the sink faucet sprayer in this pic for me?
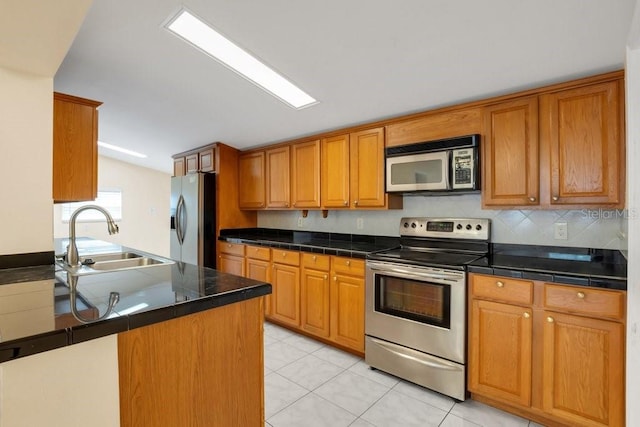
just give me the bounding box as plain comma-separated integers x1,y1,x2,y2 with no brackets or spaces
66,205,119,267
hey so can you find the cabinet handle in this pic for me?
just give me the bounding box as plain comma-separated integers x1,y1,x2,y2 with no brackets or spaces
552,196,559,201
343,201,348,206
547,316,554,323
496,281,504,288
577,291,585,299
523,312,530,319
528,197,536,202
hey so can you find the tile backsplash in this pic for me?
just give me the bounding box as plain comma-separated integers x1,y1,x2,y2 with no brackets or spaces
257,194,629,250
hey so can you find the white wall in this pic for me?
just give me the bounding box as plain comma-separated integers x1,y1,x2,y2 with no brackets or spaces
53,156,171,257
626,1,640,423
0,67,53,255
259,196,627,249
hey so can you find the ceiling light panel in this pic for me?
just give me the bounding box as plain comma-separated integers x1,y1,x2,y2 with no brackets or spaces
166,9,317,109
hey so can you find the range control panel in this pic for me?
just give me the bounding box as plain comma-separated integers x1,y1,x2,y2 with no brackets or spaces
399,217,491,241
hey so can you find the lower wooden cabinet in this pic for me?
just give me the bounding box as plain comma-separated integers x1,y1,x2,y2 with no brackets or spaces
468,273,626,427
300,254,331,338
270,250,301,328
330,259,365,353
218,243,245,276
246,245,272,316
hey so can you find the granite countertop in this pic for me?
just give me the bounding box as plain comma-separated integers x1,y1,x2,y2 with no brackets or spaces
0,238,270,362
219,228,400,258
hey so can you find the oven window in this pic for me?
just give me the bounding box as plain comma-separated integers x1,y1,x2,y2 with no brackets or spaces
375,274,451,329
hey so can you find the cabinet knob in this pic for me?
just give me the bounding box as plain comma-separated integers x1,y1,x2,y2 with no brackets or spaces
552,196,559,201
547,316,554,323
333,276,337,281
324,274,328,280
354,200,359,206
346,260,351,266
577,291,585,299
343,201,348,206
523,312,530,319
528,197,536,202
496,281,504,288
227,244,232,248
312,256,317,261
282,252,286,257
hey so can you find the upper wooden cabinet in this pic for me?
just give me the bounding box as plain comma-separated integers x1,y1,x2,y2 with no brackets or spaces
174,146,216,176
238,151,266,209
265,146,290,208
541,81,623,207
291,140,321,208
482,97,539,207
53,92,102,203
320,127,401,210
483,75,625,209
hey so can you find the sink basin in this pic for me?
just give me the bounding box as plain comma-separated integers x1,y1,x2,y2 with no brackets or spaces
58,250,174,276
90,256,165,271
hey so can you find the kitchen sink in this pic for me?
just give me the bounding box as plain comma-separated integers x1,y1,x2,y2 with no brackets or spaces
58,250,174,276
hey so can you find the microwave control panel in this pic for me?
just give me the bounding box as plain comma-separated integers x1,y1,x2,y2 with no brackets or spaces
451,148,475,189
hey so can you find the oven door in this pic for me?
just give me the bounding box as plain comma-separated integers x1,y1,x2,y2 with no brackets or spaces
365,260,466,363
385,151,450,192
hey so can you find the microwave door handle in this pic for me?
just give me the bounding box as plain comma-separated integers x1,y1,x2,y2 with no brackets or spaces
444,150,452,190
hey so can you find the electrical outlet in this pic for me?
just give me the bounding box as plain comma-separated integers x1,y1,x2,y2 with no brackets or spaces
297,217,304,227
554,222,568,240
356,218,364,230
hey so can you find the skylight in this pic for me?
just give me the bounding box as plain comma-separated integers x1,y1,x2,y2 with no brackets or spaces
165,9,317,109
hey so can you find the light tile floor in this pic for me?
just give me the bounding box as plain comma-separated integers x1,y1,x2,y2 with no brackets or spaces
264,322,544,427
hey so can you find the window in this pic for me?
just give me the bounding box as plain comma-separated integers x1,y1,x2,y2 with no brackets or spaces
61,190,122,222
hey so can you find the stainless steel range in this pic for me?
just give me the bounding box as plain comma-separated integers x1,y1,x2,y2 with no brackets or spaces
365,217,490,401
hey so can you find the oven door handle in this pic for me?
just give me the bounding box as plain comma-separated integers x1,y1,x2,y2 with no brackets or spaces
369,266,462,282
369,337,461,371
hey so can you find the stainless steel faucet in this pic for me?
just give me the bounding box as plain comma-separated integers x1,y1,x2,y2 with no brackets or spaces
66,205,119,267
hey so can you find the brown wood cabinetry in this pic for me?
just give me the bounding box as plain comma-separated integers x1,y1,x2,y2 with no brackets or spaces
266,146,291,208
483,75,624,209
118,297,264,426
469,273,626,427
174,146,216,176
218,242,245,276
238,151,266,209
270,250,301,328
198,147,215,172
246,245,272,316
330,257,365,353
173,157,185,177
321,134,351,208
300,253,331,338
53,92,102,203
291,140,321,208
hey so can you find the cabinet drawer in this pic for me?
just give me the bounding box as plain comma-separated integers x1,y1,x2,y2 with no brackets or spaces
544,284,625,320
219,242,245,256
273,249,300,266
331,257,365,276
245,245,271,261
301,253,330,270
471,274,533,305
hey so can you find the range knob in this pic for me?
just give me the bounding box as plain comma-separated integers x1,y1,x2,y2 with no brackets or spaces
456,224,463,230
466,224,472,230
476,224,483,231
411,222,417,229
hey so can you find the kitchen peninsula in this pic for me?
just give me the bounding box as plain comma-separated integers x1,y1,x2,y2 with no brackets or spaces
0,239,271,427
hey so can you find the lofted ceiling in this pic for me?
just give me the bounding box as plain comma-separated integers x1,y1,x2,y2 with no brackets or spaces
53,0,636,173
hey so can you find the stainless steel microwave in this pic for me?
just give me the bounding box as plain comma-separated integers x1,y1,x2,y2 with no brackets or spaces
385,134,480,193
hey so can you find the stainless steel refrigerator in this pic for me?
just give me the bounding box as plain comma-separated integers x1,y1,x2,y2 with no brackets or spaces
170,173,216,267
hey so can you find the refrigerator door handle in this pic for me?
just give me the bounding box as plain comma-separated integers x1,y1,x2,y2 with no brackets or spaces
176,194,185,245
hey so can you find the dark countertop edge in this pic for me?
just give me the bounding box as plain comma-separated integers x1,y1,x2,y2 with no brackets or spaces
219,236,381,259
467,265,627,290
0,282,271,363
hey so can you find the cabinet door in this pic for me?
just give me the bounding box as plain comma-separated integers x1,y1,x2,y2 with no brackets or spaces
218,254,245,276
321,134,350,208
542,312,624,427
199,147,215,172
266,146,290,208
238,151,266,209
330,271,365,352
53,93,101,202
350,127,386,208
482,97,539,207
271,263,300,327
173,157,186,177
291,140,321,208
301,267,330,338
185,154,199,174
247,258,272,316
468,299,532,407
542,80,623,207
